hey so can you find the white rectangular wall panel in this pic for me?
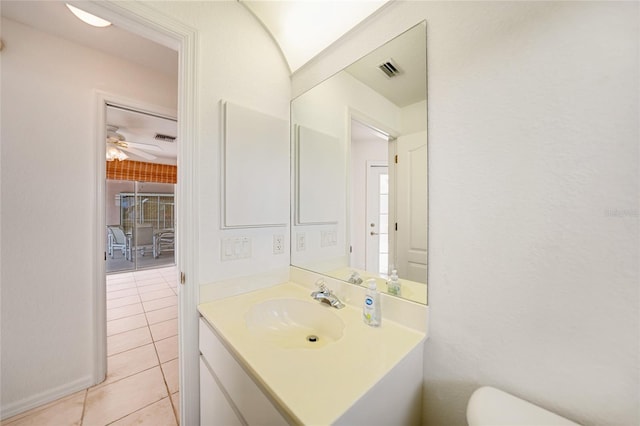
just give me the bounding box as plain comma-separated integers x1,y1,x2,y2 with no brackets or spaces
223,101,289,228
295,125,342,224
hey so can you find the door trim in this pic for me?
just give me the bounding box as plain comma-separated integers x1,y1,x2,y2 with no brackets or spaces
87,2,199,425
365,161,388,274
95,91,178,382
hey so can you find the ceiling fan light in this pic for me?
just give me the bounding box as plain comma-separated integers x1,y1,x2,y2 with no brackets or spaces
106,146,128,162
66,4,112,28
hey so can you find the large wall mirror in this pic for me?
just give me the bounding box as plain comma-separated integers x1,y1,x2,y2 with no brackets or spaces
291,21,427,304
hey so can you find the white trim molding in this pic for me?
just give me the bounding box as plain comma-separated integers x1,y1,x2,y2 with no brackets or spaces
94,90,179,385
85,2,200,425
1,376,94,421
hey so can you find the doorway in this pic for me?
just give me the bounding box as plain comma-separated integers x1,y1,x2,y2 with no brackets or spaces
350,117,394,274
365,163,389,275
101,100,180,422
105,105,177,273
87,3,199,424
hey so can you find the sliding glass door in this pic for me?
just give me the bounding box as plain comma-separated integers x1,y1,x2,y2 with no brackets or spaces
106,180,175,273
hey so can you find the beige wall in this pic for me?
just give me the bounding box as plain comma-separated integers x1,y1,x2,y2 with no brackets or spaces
0,16,178,417
147,1,292,287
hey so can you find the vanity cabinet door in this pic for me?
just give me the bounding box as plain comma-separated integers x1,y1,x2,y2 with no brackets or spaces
199,357,243,426
199,318,288,426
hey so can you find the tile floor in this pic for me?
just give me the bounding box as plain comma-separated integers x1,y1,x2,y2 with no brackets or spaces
2,266,180,426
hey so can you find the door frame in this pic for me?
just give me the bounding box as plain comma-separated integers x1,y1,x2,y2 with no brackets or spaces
365,161,388,275
347,109,399,270
99,99,178,274
87,2,199,425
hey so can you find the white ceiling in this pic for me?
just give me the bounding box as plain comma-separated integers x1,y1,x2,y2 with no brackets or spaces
0,1,179,77
240,0,389,73
1,1,389,76
107,106,178,165
346,22,426,108
1,1,413,160
351,119,390,143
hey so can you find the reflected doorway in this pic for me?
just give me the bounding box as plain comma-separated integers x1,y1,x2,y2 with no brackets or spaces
365,164,389,275
350,118,394,275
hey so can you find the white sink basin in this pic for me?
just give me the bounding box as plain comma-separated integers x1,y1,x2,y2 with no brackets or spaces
244,298,345,349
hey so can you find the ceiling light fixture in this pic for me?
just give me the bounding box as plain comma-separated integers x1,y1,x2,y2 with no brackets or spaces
106,146,128,162
65,4,112,28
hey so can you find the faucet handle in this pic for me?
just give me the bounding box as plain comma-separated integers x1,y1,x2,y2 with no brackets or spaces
315,278,329,292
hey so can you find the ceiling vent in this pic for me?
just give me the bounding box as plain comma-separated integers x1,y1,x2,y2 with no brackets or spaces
378,59,401,78
154,133,177,143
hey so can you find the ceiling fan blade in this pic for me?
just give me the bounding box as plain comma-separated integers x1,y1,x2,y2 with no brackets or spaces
121,146,157,160
125,141,163,152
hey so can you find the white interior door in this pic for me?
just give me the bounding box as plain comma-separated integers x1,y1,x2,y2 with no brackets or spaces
365,163,389,275
395,131,427,283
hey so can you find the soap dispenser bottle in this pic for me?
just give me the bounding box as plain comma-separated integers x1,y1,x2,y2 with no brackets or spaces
363,279,381,327
387,269,401,296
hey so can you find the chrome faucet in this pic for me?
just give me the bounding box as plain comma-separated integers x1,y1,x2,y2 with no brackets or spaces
348,271,363,285
311,279,345,309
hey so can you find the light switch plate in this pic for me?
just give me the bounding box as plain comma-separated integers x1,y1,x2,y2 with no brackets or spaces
221,237,252,261
296,233,306,251
320,230,337,247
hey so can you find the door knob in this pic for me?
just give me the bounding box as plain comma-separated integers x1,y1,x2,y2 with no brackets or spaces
370,231,379,236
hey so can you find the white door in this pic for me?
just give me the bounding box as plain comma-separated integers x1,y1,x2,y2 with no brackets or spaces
365,163,389,275
395,131,427,283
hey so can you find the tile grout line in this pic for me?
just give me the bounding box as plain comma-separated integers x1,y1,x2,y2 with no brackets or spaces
142,270,180,425
146,285,179,425
106,298,142,310
103,396,169,426
104,268,178,424
79,389,88,425
106,290,178,322
106,308,145,323
156,274,180,425
106,323,148,340
91,364,159,392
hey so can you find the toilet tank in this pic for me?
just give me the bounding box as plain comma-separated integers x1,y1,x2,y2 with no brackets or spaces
467,386,580,426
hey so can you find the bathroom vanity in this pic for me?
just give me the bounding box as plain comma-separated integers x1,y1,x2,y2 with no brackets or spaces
197,20,429,425
198,281,425,425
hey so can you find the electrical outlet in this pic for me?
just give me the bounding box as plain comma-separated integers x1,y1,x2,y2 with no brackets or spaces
273,234,284,254
296,232,306,251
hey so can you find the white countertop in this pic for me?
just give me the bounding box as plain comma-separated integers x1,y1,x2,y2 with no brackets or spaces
198,281,425,425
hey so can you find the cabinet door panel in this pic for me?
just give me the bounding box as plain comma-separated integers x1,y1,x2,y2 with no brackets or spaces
199,318,288,426
200,357,243,426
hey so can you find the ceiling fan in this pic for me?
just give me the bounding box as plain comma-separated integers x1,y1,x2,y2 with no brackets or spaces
106,125,162,161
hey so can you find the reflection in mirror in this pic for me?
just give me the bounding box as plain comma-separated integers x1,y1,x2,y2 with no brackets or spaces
291,22,427,304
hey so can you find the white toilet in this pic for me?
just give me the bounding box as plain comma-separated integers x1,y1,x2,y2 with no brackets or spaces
467,386,581,426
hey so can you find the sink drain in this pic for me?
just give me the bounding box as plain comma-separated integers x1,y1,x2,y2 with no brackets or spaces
306,335,319,343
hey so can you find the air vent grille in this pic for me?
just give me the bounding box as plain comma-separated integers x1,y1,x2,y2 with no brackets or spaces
378,59,401,78
154,133,176,143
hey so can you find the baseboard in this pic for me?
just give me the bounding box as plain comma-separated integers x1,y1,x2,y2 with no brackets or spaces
1,375,94,421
